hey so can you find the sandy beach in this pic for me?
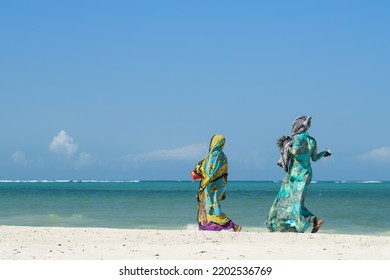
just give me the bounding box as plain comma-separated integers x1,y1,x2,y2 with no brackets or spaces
0,226,389,260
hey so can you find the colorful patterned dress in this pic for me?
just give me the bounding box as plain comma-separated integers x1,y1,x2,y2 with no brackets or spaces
194,135,237,231
265,131,327,232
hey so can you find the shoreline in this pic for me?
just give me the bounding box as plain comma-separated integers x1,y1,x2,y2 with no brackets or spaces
1,226,390,260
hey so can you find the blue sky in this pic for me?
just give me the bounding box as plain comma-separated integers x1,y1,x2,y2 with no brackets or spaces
1,1,389,181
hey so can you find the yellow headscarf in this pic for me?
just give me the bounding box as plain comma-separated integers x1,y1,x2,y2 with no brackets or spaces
195,135,228,190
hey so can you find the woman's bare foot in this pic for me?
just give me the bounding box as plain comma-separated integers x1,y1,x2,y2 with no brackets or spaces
311,218,324,233
233,224,242,232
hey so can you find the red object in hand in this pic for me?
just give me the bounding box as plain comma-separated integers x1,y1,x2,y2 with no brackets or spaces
190,170,201,180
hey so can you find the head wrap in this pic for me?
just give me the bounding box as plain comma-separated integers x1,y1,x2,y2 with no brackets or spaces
208,134,225,153
277,116,312,172
291,115,311,135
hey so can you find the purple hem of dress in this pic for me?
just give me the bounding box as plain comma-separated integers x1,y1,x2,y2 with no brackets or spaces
198,220,235,231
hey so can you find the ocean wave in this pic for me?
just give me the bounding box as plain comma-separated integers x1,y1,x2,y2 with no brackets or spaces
358,181,383,184
0,180,42,183
0,179,141,183
0,180,74,183
0,213,96,227
79,180,140,183
185,224,198,231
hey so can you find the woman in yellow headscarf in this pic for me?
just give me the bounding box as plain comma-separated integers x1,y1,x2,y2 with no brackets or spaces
193,135,241,231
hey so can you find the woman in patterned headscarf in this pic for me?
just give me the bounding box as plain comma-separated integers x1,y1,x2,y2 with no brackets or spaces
265,116,331,233
193,134,241,231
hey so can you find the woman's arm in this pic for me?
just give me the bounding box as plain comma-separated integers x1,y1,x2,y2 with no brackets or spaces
310,137,331,161
194,160,203,175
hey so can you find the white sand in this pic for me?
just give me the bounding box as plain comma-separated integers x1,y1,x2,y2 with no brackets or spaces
0,226,389,260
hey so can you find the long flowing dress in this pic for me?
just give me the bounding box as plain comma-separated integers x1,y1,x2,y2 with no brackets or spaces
265,131,327,232
194,135,236,231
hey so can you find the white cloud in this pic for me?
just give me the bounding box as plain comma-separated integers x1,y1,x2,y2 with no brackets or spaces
359,146,390,162
49,130,79,158
11,151,28,165
129,143,207,162
48,130,94,168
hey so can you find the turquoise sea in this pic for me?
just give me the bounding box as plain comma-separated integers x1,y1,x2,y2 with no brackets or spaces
0,180,389,236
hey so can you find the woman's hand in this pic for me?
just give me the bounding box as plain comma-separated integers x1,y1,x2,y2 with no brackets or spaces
324,151,332,157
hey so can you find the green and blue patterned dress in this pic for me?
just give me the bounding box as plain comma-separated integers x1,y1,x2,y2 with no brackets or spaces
265,131,327,232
